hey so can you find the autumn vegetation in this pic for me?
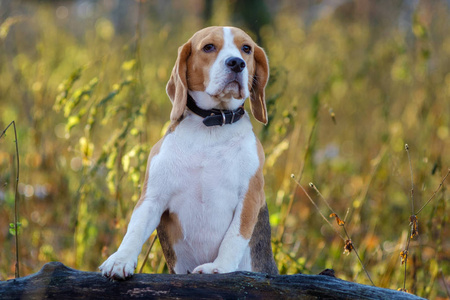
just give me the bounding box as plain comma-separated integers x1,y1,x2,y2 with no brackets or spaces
0,1,449,298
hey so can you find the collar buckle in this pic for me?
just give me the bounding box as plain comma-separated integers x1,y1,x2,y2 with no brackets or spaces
220,110,226,126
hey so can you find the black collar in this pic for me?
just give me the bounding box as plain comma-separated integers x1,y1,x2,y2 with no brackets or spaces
186,94,245,127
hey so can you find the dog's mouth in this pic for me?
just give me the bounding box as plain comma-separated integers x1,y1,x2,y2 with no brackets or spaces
215,78,246,100
225,80,241,93
206,71,249,102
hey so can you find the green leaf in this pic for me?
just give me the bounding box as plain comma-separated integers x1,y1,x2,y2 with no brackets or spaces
66,115,80,132
122,154,130,172
9,222,22,236
63,77,99,117
54,68,84,112
122,59,136,71
97,90,118,107
97,78,134,108
130,128,140,136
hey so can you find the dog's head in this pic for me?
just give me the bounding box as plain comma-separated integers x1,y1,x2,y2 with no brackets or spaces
166,26,269,124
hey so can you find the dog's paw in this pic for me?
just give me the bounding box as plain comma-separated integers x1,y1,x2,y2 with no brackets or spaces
192,263,232,274
99,252,137,280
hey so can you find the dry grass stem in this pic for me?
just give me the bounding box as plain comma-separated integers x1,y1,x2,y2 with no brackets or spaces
402,144,415,291
343,208,350,223
415,168,450,215
0,121,20,278
309,182,335,213
409,215,418,239
439,269,450,299
139,234,158,273
401,146,449,292
292,177,375,286
277,120,317,241
405,144,414,214
290,175,344,240
402,235,412,291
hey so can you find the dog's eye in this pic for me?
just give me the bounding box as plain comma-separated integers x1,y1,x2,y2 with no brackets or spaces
203,44,216,53
242,45,252,54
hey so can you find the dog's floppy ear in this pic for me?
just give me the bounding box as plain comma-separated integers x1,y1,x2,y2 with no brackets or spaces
250,45,269,125
166,41,191,122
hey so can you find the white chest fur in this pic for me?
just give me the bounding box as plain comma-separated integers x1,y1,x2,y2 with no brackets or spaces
149,113,259,273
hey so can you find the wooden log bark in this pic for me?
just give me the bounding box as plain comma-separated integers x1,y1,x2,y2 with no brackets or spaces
0,262,424,299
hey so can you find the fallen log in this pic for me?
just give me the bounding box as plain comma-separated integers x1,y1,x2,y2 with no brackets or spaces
0,262,423,299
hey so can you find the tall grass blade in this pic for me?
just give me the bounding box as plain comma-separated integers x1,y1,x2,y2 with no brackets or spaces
0,121,20,278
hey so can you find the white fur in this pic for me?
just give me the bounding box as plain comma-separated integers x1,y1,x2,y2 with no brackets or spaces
164,113,258,274
99,27,259,278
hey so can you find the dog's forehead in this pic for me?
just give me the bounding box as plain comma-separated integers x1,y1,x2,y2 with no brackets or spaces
229,27,254,44
190,26,254,47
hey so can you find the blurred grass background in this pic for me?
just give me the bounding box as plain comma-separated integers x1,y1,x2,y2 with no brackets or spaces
0,0,449,298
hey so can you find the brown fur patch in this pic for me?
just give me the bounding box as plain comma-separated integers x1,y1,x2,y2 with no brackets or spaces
186,27,225,91
165,118,183,135
249,45,269,124
157,211,183,274
240,139,266,239
167,41,191,122
230,27,268,124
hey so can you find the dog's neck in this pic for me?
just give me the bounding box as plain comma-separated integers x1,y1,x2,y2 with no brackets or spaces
186,94,246,127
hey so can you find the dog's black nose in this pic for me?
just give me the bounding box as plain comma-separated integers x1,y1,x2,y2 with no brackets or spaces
225,57,246,73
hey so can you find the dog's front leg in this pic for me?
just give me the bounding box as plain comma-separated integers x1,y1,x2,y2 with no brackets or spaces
193,197,260,274
99,199,165,279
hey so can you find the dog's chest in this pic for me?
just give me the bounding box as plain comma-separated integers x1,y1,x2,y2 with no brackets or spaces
152,115,259,238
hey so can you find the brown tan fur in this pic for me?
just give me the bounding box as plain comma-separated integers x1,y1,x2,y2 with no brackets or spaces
241,139,278,274
166,41,190,122
187,27,225,91
166,27,224,121
157,211,183,274
240,139,266,239
230,27,269,124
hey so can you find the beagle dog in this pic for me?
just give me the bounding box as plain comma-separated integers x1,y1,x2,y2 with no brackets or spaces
99,26,278,279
